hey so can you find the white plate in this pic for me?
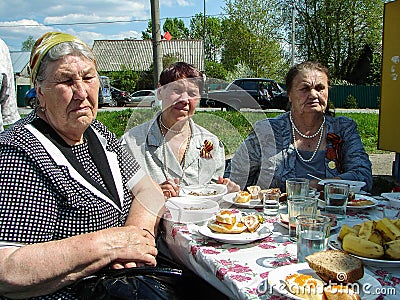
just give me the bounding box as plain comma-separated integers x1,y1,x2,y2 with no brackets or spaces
346,194,379,210
198,222,271,244
179,184,227,201
329,233,400,268
268,262,382,300
278,214,340,231
222,192,263,208
381,192,400,208
318,179,366,193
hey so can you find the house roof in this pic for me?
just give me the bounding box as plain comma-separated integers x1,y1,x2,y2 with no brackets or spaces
92,39,204,72
10,51,31,74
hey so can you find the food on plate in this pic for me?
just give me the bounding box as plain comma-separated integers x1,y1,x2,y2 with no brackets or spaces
258,188,280,199
208,210,261,234
323,285,361,300
342,234,384,258
337,218,400,259
188,190,217,196
241,215,260,233
215,210,237,225
284,273,325,300
305,250,364,284
235,191,251,203
347,198,375,207
247,185,261,199
384,240,400,259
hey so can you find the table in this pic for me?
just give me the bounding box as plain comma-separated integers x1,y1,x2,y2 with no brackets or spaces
163,195,400,300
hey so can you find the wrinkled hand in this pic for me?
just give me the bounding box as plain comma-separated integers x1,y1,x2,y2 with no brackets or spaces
159,178,180,199
109,226,157,269
217,176,240,193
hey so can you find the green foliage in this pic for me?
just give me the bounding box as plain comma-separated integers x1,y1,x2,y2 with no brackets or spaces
101,66,140,93
225,62,254,81
205,61,227,80
21,36,35,51
343,94,359,109
163,18,190,39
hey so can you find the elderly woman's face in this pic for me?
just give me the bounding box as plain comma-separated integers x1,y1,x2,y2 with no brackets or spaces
159,78,200,122
37,55,99,140
289,69,329,114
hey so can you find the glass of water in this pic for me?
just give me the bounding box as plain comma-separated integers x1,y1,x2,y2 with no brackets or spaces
296,215,331,263
324,183,350,220
263,192,280,217
286,178,310,200
287,197,318,241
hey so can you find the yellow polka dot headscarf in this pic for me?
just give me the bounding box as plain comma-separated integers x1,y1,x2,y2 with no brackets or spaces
30,32,93,83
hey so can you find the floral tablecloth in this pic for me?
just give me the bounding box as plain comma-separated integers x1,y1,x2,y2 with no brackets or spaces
164,195,400,300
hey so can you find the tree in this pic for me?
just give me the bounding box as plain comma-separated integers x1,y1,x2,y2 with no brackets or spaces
21,36,35,51
283,0,384,82
190,13,223,62
221,0,289,81
163,18,190,39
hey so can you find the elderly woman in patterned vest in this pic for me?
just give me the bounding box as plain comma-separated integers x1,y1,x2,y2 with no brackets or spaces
228,61,372,192
0,32,165,298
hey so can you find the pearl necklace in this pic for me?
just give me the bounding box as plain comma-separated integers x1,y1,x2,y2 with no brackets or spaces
289,112,325,139
290,113,325,163
159,117,192,181
159,114,187,134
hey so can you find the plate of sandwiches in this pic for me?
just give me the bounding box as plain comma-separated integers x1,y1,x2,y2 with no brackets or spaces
278,212,339,231
268,250,381,300
222,187,286,209
347,194,378,209
198,209,271,244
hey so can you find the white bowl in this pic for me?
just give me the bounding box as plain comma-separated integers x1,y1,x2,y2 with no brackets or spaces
179,184,228,201
165,197,219,224
318,179,366,193
381,192,400,208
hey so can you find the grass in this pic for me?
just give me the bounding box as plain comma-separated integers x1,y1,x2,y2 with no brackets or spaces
97,109,386,155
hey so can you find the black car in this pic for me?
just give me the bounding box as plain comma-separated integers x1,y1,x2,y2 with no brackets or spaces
201,78,290,111
110,86,131,106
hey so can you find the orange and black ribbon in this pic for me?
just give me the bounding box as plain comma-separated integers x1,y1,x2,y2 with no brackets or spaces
200,140,214,158
326,132,344,172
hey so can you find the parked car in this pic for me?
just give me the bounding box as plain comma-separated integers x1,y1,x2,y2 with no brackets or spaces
24,87,38,108
127,90,159,108
111,86,131,106
201,78,290,111
98,75,113,107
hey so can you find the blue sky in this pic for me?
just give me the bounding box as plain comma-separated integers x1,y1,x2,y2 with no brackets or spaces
0,0,225,51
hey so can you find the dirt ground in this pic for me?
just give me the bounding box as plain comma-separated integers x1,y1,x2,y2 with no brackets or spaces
369,153,395,176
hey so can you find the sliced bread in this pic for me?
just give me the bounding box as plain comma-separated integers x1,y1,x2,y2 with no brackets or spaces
305,250,364,284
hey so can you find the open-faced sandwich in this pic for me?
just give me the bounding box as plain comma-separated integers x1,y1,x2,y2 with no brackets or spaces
207,210,260,234
285,250,363,300
235,191,251,203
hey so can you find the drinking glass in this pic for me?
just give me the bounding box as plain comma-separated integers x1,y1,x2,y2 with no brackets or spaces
263,192,280,216
324,183,350,220
286,178,310,200
296,215,331,262
287,197,318,241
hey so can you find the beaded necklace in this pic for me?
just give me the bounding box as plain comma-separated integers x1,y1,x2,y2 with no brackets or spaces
158,116,192,181
290,113,325,163
159,114,186,134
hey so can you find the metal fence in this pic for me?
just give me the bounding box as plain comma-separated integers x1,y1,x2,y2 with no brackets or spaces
329,85,380,109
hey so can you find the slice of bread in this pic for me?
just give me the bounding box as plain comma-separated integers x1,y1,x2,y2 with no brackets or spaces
324,285,361,300
207,220,247,234
305,250,364,284
215,210,237,225
235,191,251,203
285,273,326,300
241,215,260,233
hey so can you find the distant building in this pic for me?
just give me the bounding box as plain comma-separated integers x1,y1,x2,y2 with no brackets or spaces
92,39,204,72
10,51,31,106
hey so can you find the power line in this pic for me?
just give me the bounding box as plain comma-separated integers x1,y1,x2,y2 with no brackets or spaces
0,13,227,28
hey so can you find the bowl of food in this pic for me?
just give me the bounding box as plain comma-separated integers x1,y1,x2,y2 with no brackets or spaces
165,197,219,224
179,184,228,201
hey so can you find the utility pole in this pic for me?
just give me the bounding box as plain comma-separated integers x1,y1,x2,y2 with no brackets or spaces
150,0,163,89
291,0,296,66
